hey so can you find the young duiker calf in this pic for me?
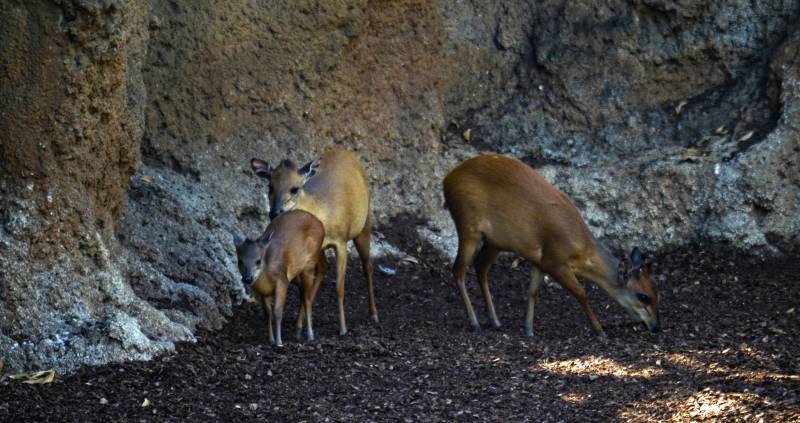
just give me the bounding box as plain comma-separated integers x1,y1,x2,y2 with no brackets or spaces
251,149,376,336
443,154,660,337
234,210,326,346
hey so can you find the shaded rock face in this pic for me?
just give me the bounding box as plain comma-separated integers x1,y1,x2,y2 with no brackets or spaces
0,0,191,373
0,0,798,373
438,1,795,161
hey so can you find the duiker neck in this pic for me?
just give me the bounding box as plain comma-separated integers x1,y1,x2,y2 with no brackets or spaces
583,237,621,292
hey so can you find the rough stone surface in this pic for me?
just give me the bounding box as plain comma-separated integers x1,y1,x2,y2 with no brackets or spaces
0,0,173,374
0,0,798,373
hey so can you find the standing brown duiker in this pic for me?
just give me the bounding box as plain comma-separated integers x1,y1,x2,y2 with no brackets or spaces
251,149,376,336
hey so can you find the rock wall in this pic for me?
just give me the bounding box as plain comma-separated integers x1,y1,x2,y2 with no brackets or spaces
438,1,795,161
0,0,192,374
1,0,798,373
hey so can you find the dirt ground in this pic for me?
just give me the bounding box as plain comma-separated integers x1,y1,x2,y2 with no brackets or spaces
2,220,799,422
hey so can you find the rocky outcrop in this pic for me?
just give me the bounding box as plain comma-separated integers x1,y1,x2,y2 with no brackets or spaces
1,0,798,374
0,0,193,374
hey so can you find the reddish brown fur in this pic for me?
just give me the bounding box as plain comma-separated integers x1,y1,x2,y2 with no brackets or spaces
249,210,326,346
443,154,659,336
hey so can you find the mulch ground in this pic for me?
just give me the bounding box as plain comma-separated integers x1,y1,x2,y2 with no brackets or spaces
2,221,799,422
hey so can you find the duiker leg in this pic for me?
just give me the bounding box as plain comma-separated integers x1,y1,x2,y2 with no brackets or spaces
309,252,327,303
301,269,317,342
354,219,378,324
525,267,545,337
272,276,290,347
260,294,275,344
551,266,605,336
294,280,306,341
474,243,502,329
333,241,349,336
453,231,481,331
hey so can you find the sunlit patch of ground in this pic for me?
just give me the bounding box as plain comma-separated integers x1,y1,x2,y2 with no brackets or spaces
661,349,800,384
529,346,798,421
621,388,800,422
536,355,667,379
559,392,592,404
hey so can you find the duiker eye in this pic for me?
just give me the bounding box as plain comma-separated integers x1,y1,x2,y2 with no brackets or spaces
255,259,262,266
290,186,300,195
636,293,651,305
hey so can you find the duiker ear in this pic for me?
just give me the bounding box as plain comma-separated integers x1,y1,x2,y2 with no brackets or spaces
299,159,320,183
258,232,273,248
644,255,654,273
630,247,643,267
232,232,246,248
251,158,272,179
617,257,632,284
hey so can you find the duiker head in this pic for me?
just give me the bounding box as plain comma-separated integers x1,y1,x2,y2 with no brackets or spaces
233,233,271,286
616,247,660,332
251,158,319,219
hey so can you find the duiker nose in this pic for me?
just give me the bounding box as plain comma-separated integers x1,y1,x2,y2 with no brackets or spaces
269,208,283,219
242,275,254,285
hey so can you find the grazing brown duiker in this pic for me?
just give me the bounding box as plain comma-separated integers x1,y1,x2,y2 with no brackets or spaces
443,154,659,336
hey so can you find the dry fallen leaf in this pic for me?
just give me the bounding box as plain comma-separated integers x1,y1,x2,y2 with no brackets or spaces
9,370,56,384
402,256,420,265
679,148,712,163
738,130,755,142
714,126,728,135
141,175,153,184
142,398,151,408
675,100,688,115
463,128,472,142
511,258,523,269
785,307,795,315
